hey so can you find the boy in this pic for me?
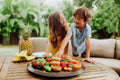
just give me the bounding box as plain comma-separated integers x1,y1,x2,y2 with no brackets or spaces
55,6,95,63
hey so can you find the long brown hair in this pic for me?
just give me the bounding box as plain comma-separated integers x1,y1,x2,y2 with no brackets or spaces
48,11,67,48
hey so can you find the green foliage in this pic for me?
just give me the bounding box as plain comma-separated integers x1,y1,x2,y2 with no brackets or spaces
61,0,75,24
73,0,96,9
0,0,75,40
1,0,119,43
0,0,41,45
3,33,10,45
115,0,120,4
89,0,120,38
73,0,120,39
39,8,54,37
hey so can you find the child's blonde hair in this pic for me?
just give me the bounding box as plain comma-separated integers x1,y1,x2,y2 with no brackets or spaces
48,11,67,48
73,6,91,22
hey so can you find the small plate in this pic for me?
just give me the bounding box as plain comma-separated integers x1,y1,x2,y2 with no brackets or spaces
32,52,52,58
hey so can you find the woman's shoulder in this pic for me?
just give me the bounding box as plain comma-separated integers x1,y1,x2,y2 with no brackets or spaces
65,23,75,31
65,23,69,31
47,35,51,42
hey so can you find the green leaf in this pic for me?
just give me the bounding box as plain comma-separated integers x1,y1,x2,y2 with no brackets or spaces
69,63,73,68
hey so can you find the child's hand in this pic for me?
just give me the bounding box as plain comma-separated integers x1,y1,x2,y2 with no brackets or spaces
54,51,63,57
82,58,95,64
43,53,49,58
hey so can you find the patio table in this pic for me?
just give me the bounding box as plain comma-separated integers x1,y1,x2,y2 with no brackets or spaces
0,55,119,80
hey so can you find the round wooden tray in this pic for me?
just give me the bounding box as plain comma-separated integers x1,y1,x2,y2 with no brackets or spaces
27,63,85,77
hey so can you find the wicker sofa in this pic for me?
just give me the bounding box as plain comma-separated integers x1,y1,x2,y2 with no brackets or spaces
19,37,120,76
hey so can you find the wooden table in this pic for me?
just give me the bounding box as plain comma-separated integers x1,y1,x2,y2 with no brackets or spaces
0,55,119,80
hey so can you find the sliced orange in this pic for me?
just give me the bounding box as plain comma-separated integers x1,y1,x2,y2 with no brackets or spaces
63,67,68,71
73,64,81,69
63,67,72,71
69,59,79,64
68,58,72,61
61,56,68,59
67,67,72,71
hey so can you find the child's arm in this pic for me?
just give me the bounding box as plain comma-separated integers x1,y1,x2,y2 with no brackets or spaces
85,37,91,58
54,33,71,57
63,42,69,57
82,37,95,63
43,41,52,58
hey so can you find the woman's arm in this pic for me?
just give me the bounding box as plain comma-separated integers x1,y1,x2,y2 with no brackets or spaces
55,33,71,57
43,41,52,58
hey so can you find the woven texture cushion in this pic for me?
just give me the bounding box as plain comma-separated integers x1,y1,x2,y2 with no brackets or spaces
90,39,115,58
116,40,120,59
20,37,73,54
29,37,47,53
91,57,120,75
19,37,47,53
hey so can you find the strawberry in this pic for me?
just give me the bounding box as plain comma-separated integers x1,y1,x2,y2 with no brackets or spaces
44,62,46,65
34,62,40,67
61,63,66,68
65,60,68,64
46,58,51,62
67,62,70,67
41,62,44,64
60,61,63,65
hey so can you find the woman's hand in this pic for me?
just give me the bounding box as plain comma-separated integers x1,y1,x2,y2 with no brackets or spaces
54,50,63,57
54,33,71,57
43,53,49,58
82,58,95,64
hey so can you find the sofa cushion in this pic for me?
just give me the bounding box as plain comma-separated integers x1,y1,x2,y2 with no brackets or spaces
19,37,73,55
90,39,115,58
29,37,47,53
91,57,120,75
116,40,120,59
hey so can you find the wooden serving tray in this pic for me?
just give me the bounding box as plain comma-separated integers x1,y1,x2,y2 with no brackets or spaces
27,63,85,77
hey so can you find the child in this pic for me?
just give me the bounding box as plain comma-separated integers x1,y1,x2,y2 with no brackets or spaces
43,11,69,58
55,6,95,63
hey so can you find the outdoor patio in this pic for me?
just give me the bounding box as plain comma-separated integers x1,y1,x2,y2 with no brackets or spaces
0,0,120,80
